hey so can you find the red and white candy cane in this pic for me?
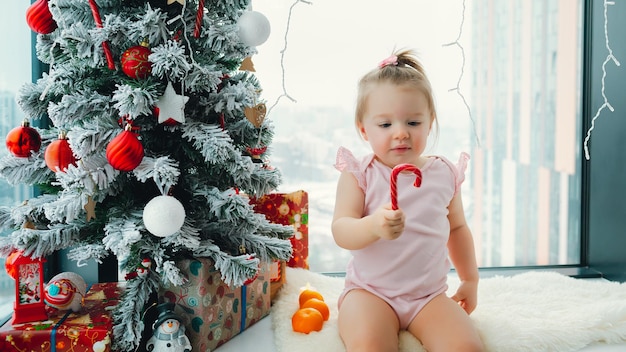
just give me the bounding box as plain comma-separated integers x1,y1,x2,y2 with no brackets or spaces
390,164,422,210
88,0,115,70
194,0,205,38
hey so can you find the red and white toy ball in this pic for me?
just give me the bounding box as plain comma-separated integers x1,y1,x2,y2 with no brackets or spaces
44,272,87,312
143,195,186,237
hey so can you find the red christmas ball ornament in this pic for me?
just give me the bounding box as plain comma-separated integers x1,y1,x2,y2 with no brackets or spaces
26,0,58,34
45,131,77,172
6,119,42,157
106,124,144,171
121,40,152,79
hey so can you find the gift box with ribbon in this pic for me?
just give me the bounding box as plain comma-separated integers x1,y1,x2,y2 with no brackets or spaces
250,190,309,299
159,258,271,351
0,282,123,352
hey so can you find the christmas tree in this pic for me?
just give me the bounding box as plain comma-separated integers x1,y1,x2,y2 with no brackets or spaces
0,0,293,350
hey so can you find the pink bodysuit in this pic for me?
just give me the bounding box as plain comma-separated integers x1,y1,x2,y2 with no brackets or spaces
335,147,469,329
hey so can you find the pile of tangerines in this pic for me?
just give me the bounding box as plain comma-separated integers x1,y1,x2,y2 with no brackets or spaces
291,283,330,334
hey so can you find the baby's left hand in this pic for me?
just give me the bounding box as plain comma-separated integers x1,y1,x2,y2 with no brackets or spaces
450,280,478,314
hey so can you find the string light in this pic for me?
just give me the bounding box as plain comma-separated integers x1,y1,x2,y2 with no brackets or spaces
583,0,620,160
266,0,312,117
442,0,480,146
254,0,311,148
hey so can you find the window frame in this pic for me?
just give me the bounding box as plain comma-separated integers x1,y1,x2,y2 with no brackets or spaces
581,0,626,282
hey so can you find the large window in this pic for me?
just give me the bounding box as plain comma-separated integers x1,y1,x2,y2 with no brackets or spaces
0,2,35,316
0,1,587,284
253,0,583,272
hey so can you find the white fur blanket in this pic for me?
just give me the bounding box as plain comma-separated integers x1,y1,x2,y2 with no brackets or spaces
270,268,626,352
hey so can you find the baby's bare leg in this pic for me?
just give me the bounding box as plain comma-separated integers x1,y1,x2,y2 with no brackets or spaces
408,293,484,352
338,289,400,352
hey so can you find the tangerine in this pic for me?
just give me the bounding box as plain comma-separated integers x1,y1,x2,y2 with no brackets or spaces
301,297,330,321
292,307,324,334
298,288,324,307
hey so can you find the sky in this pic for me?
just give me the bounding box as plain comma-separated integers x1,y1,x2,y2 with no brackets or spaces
252,0,474,119
0,2,32,92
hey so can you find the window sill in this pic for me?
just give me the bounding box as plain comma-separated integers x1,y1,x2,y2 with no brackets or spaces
322,265,605,280
475,265,604,279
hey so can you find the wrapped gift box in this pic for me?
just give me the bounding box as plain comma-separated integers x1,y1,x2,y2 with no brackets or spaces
269,260,286,299
0,282,123,352
251,190,309,298
251,190,308,269
160,258,271,352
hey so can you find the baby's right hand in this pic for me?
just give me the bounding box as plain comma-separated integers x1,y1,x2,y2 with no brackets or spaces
372,203,405,240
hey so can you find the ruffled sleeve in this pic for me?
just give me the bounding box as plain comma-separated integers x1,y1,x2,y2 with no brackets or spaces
454,152,470,195
334,147,367,191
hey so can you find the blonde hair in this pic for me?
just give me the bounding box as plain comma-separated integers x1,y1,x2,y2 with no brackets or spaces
355,49,439,138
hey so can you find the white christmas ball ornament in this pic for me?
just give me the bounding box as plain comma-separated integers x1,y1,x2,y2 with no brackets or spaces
238,10,271,46
143,195,186,237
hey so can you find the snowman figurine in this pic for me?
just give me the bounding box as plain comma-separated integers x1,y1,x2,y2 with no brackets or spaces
146,302,192,352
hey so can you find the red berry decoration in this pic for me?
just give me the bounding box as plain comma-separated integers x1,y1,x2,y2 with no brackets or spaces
6,119,42,158
121,40,152,79
106,124,144,171
45,131,77,172
26,0,58,34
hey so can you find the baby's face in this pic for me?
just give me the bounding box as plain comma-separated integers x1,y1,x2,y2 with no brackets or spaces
359,82,432,168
